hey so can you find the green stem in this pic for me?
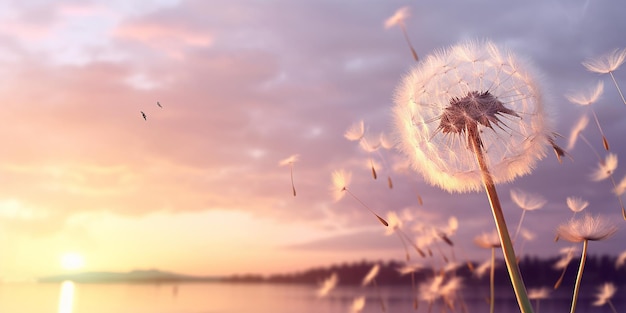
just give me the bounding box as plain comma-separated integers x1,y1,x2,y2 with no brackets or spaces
468,124,534,313
490,247,495,313
570,240,588,313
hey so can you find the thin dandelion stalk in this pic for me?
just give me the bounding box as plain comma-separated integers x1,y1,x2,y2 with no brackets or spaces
279,154,299,197
489,246,496,313
556,214,618,313
608,71,626,105
569,239,588,313
467,124,534,313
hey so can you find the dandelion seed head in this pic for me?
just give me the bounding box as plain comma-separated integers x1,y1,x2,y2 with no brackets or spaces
565,81,604,106
384,6,410,29
582,48,626,74
566,196,589,213
556,214,618,243
278,154,299,166
331,170,352,202
567,114,589,151
591,153,618,181
510,188,547,211
393,39,550,193
345,120,365,141
592,282,617,306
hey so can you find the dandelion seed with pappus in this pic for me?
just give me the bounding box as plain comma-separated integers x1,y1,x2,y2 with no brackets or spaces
582,47,626,106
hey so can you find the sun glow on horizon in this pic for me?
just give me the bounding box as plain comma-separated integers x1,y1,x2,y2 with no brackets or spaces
60,252,85,271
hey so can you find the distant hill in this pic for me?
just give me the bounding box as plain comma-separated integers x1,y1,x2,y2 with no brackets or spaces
38,269,220,284
221,254,626,288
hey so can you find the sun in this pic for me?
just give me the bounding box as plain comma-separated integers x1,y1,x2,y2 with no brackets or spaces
60,252,85,271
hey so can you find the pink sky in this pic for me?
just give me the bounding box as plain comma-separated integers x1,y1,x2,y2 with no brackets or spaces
0,0,625,280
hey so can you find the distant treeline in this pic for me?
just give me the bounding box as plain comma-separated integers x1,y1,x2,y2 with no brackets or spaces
220,255,626,288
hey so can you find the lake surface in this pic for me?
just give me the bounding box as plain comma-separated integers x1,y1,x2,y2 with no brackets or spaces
0,281,621,313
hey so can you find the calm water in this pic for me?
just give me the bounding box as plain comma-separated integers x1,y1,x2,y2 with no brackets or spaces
0,281,620,313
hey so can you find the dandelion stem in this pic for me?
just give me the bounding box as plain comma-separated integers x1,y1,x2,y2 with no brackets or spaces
399,23,419,62
489,246,496,313
569,239,588,313
290,165,296,197
607,300,618,313
609,71,626,105
467,123,534,313
554,264,568,290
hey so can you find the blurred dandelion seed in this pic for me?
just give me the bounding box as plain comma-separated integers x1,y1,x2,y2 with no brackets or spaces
350,296,366,313
141,111,147,120
556,214,618,313
553,246,578,290
279,154,299,197
615,251,626,269
590,153,626,219
330,170,388,226
566,196,589,214
344,120,365,141
582,48,626,106
510,188,547,241
384,6,419,62
362,264,386,312
317,272,338,297
474,231,501,313
567,114,589,151
592,283,618,313
528,287,551,313
565,80,609,150
157,101,162,108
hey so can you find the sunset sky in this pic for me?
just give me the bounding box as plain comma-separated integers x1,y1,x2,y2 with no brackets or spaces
1,0,625,281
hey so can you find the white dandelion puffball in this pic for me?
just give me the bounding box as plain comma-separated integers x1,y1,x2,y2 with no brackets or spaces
393,40,551,193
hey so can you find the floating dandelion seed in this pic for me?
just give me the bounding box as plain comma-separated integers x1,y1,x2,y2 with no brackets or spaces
330,170,388,226
350,296,366,313
553,246,578,290
317,272,338,298
279,154,299,197
362,264,385,312
583,48,626,106
613,174,626,196
140,111,147,120
344,120,365,141
510,188,547,241
528,287,551,313
157,101,162,108
566,80,609,150
566,196,589,214
556,214,618,313
593,283,618,313
589,153,626,219
590,153,618,181
362,264,380,286
615,251,626,269
567,114,589,151
384,6,419,62
393,40,548,312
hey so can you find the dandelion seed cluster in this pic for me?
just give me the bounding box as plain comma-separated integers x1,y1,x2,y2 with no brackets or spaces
393,40,551,192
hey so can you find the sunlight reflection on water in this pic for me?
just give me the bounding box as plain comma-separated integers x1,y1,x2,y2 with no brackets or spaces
57,281,75,313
